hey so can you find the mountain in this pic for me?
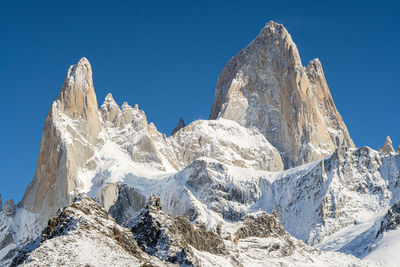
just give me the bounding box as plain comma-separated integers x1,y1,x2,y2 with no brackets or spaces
11,194,367,267
11,194,168,267
0,21,398,266
210,21,354,168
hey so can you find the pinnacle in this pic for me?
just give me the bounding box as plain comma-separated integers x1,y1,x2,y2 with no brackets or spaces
379,136,395,154
307,58,321,67
260,20,287,37
68,57,92,79
145,195,162,211
101,93,119,110
103,93,118,105
266,20,282,28
306,58,324,76
106,93,113,99
75,57,91,68
171,117,185,135
121,102,131,109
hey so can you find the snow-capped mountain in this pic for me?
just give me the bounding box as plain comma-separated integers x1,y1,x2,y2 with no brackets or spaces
0,21,398,266
10,194,368,267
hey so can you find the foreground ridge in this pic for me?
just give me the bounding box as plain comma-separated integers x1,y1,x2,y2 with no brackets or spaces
11,195,367,266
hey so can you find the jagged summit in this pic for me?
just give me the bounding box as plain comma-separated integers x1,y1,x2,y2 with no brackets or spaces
20,58,102,227
171,117,185,135
57,57,99,118
379,136,395,154
2,23,398,266
209,21,354,168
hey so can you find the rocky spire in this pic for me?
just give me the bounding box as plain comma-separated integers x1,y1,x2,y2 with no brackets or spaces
379,136,395,154
209,21,354,168
56,57,101,136
20,58,103,227
171,117,185,135
100,93,121,124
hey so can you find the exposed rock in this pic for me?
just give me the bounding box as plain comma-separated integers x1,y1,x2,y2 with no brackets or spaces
4,199,16,217
209,21,354,168
108,184,147,225
130,195,227,265
171,117,185,135
234,212,286,241
170,119,284,171
0,194,2,212
94,182,119,211
0,230,14,252
20,58,103,227
375,201,400,238
11,194,166,266
100,93,121,125
379,136,395,154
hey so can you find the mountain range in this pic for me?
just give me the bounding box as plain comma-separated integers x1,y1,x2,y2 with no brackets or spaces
1,21,399,266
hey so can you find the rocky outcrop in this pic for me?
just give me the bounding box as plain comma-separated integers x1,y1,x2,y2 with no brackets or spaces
108,184,147,226
4,200,16,218
130,195,227,265
100,93,121,125
170,119,284,171
171,117,185,135
233,211,286,241
11,195,166,266
20,57,103,227
379,136,395,155
375,201,400,238
209,21,354,168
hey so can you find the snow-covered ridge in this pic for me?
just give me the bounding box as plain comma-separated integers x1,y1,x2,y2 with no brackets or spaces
12,194,371,266
1,21,399,266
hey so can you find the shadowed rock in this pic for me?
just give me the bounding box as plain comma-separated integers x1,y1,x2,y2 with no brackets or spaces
171,117,185,135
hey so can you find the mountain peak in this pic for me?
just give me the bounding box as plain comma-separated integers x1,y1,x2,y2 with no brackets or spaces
379,136,395,154
101,92,121,123
262,20,287,34
56,57,99,121
105,92,114,100
171,117,185,135
209,22,354,168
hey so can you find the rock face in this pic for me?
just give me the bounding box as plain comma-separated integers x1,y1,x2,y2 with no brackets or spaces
4,200,16,218
171,117,185,135
130,195,227,265
10,195,365,267
210,21,354,168
379,136,395,154
108,184,147,226
375,201,400,238
170,119,284,171
11,195,166,266
20,57,103,227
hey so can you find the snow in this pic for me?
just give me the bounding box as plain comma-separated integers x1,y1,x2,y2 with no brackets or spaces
3,84,400,266
364,229,400,266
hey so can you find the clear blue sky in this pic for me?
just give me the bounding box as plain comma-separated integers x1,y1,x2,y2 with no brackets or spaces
1,0,399,204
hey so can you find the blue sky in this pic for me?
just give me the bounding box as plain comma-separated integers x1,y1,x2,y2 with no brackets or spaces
0,0,399,203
